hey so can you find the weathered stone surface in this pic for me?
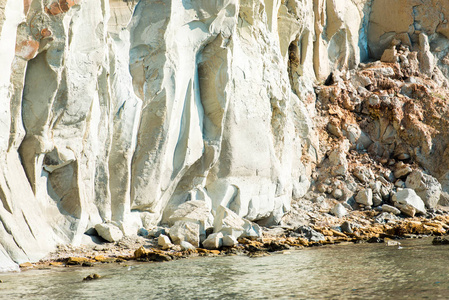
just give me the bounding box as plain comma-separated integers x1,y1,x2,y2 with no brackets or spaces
157,235,173,250
95,223,123,243
169,221,200,248
355,189,373,206
180,241,196,251
392,189,427,217
381,47,398,63
147,227,168,238
331,203,348,218
439,192,449,206
213,206,261,240
394,162,413,179
202,232,223,250
167,201,213,228
222,235,238,247
382,205,401,215
0,0,318,267
295,226,325,242
353,167,374,183
405,170,442,209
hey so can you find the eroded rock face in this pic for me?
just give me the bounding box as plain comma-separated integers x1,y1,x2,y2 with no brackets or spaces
0,0,140,269
1,0,449,269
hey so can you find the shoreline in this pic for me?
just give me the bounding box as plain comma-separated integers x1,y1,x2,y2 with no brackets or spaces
14,210,449,273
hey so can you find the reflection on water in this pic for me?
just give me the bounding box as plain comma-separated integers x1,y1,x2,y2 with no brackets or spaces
1,238,448,299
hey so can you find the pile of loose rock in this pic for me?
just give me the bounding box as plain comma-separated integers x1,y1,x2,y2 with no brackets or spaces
301,37,449,227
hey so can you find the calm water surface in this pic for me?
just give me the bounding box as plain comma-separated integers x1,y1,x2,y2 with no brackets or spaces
1,238,448,299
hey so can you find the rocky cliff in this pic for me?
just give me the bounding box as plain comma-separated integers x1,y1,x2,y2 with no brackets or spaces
1,0,449,271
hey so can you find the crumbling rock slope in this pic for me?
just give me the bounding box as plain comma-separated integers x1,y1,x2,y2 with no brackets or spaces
1,0,449,270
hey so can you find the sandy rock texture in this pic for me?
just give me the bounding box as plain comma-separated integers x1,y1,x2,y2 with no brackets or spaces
1,0,449,270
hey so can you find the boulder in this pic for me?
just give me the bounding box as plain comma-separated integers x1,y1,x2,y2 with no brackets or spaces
432,237,449,245
381,47,398,63
381,204,401,215
355,189,373,206
353,167,374,183
373,194,383,206
293,175,311,199
222,235,238,247
158,234,173,250
405,170,442,209
392,189,426,217
295,226,325,242
169,221,200,247
213,206,261,239
202,232,223,249
418,33,435,76
331,203,348,218
148,226,168,238
340,221,353,234
394,162,412,178
168,200,213,230
94,223,123,243
375,212,400,224
370,181,382,194
180,241,196,251
332,188,343,199
373,67,395,77
439,192,449,206
395,180,405,188
368,94,380,106
395,203,416,217
137,228,149,237
328,149,348,176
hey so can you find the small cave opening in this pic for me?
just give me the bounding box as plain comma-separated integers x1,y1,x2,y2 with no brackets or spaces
288,38,300,86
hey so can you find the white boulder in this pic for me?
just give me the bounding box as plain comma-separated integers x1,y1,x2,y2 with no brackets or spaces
331,203,348,218
202,233,224,250
381,204,401,215
180,241,196,251
405,170,442,209
158,234,173,250
168,200,213,241
392,188,426,217
213,206,261,239
95,223,123,243
222,235,238,247
169,221,201,247
355,189,373,206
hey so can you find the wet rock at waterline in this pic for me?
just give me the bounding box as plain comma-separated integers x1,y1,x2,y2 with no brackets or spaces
83,274,101,281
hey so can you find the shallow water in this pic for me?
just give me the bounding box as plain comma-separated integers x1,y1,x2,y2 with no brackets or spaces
1,238,448,299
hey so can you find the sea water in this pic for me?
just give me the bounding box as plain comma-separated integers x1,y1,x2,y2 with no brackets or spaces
1,238,448,299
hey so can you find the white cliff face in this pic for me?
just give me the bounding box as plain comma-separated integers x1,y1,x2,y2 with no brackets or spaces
128,0,314,227
2,0,449,269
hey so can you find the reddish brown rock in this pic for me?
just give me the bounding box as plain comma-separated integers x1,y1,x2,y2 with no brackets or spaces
15,40,40,60
46,3,63,15
23,0,32,15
